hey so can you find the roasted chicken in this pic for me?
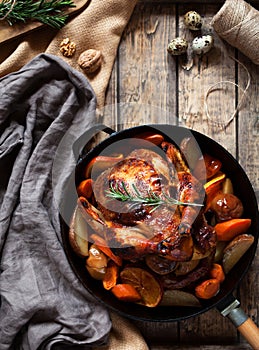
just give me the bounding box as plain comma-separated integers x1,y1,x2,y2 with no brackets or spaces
79,139,216,262
69,132,252,306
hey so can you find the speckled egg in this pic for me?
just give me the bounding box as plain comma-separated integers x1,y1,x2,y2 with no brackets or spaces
191,35,214,55
167,37,188,56
184,11,202,31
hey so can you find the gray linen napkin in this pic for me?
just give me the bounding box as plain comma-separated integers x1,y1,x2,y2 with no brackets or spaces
0,54,111,350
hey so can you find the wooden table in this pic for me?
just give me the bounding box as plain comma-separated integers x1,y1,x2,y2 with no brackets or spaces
103,0,259,348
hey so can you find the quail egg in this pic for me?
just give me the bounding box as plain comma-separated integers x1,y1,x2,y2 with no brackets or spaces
184,11,202,31
167,37,188,56
191,35,214,55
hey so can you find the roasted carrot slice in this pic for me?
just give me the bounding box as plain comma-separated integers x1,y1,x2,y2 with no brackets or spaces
111,284,141,302
209,263,225,283
90,234,123,266
77,179,93,198
214,218,252,241
103,260,119,290
195,279,220,299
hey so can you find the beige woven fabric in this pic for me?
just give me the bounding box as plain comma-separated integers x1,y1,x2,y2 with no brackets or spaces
0,0,137,108
0,1,151,349
93,312,149,350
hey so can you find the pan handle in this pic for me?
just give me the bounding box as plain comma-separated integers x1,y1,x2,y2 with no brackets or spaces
220,299,259,349
72,123,116,159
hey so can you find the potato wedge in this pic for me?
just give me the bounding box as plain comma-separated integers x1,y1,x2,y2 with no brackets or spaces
69,205,90,257
222,178,234,195
180,136,202,170
214,241,227,263
160,290,201,307
86,266,106,280
87,244,108,269
222,234,254,274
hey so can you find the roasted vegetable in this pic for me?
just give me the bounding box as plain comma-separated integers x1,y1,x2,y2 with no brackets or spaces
180,136,202,170
86,266,106,280
111,284,141,302
90,234,122,266
194,154,222,181
160,290,201,307
86,244,108,269
214,241,227,262
209,263,225,282
69,204,89,257
210,193,244,221
86,244,108,280
103,260,119,290
120,267,162,307
204,173,226,211
195,279,220,299
77,179,93,198
222,234,254,273
222,178,234,194
214,218,251,241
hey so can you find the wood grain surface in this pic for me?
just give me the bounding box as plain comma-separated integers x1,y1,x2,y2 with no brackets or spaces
0,0,90,44
104,1,259,349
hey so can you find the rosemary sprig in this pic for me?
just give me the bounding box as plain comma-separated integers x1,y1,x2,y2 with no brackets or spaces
0,0,75,29
106,182,203,212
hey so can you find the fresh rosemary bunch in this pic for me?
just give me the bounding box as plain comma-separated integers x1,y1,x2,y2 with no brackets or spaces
0,0,75,29
106,182,203,212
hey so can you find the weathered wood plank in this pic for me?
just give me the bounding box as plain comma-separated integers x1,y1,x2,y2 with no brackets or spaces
149,346,251,350
177,3,237,151
176,3,240,345
116,3,177,127
102,62,119,129
134,320,179,345
102,1,259,348
139,0,259,6
106,2,180,343
237,52,259,345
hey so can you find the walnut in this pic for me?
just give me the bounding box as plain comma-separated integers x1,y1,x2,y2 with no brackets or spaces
78,49,102,73
59,38,76,57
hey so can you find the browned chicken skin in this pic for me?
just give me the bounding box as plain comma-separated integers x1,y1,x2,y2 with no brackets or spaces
81,143,215,262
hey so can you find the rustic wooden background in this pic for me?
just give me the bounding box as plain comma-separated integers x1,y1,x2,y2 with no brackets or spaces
103,0,259,349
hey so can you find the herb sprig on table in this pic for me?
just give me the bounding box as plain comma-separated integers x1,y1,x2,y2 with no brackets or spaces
106,182,203,212
0,0,75,29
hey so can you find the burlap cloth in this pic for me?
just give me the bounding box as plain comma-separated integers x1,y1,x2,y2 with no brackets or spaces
0,1,150,349
0,0,137,110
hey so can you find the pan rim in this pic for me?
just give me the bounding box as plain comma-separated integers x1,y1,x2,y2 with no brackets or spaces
61,123,259,323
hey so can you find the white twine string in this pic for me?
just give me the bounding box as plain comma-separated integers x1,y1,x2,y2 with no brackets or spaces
204,56,251,129
0,0,17,21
